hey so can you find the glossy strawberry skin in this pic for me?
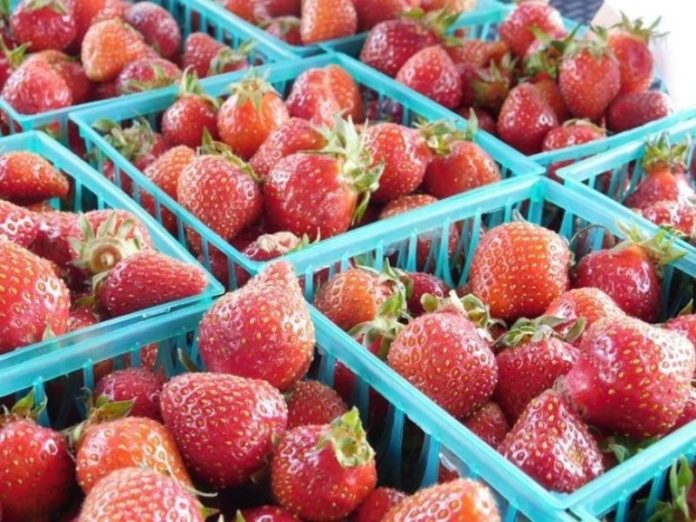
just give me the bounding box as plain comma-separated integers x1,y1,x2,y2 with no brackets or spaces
672,387,696,430
559,50,621,121
609,32,653,94
405,271,450,316
0,151,69,204
542,121,605,180
162,95,219,148
10,0,76,52
396,45,462,110
161,372,288,489
606,91,673,133
624,168,695,211
665,314,696,365
463,401,509,448
95,367,164,421
354,487,407,522
300,0,357,44
0,199,38,247
497,83,558,154
123,1,181,59
25,50,92,104
81,19,150,82
640,200,696,238
286,379,348,429
1,59,73,115
499,1,565,57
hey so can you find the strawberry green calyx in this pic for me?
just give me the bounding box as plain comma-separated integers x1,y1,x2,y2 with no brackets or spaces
422,291,505,337
496,315,585,348
472,57,514,108
562,118,606,136
642,133,689,173
523,26,580,80
417,119,473,156
229,69,277,111
235,512,247,522
0,39,28,70
66,394,133,447
617,222,686,268
565,26,616,61
179,67,221,110
124,64,178,92
94,118,158,162
613,11,664,43
26,0,67,14
599,434,657,465
401,7,459,45
199,129,260,183
648,456,693,522
317,407,375,468
349,290,407,359
210,40,254,76
0,390,46,426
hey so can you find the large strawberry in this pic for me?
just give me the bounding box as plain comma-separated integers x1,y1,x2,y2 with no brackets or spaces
181,32,250,79
0,241,70,353
81,19,150,82
114,56,182,95
1,58,73,115
606,91,673,133
123,1,181,60
95,367,163,420
382,479,501,522
10,0,76,51
271,408,377,520
608,13,660,94
0,199,37,247
161,372,287,488
396,45,462,109
470,221,571,322
499,1,565,57
300,0,357,44
497,83,558,154
499,390,604,492
286,379,348,429
563,316,695,437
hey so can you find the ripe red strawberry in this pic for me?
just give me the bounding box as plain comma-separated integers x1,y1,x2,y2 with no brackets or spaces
10,0,76,51
263,16,302,45
67,301,101,331
665,313,696,365
0,199,38,246
199,262,314,390
458,106,497,135
0,393,75,521
97,250,208,317
286,64,363,126
71,0,111,46
92,79,116,99
499,1,564,57
79,468,205,522
181,32,250,79
364,122,431,203
353,0,417,31
563,317,695,437
257,0,301,18
470,221,571,322
25,50,92,104
499,390,604,492
463,401,509,448
354,487,407,522
672,387,696,430
286,379,348,429
382,478,501,522
1,58,73,114
542,119,606,180
403,271,449,316
123,1,181,59
640,200,696,239
240,506,301,522
162,372,288,488
217,75,289,160
0,42,28,91
396,45,462,109
271,408,377,520
0,151,69,204
249,117,326,179
114,57,181,95
606,91,673,133
497,83,558,154
609,14,659,94
0,241,69,353
81,19,150,82
95,367,164,421
300,0,357,44
388,298,498,418
532,77,570,123
234,231,306,286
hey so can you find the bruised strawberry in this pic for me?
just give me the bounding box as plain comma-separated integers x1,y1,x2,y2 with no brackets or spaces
606,91,673,133
353,487,407,522
123,1,181,59
95,367,164,421
499,1,564,57
396,45,462,109
10,0,76,52
300,0,357,44
463,402,509,448
286,379,348,429
497,83,558,154
114,56,181,95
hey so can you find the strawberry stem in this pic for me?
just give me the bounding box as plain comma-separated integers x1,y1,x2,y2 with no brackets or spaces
316,407,374,468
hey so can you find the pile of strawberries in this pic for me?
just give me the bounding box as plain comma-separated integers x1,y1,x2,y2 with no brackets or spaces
90,64,503,285
0,262,504,522
0,148,209,355
221,0,475,47
0,0,252,119
314,219,696,495
357,1,672,161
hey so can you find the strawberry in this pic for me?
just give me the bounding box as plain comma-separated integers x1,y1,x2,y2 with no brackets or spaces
221,0,260,22
396,45,462,109
559,36,621,121
382,478,501,522
672,387,696,430
67,301,101,331
353,0,418,31
81,19,150,82
0,198,38,246
286,379,348,429
300,0,357,44
470,221,571,322
92,79,116,99
161,372,288,488
0,42,27,91
354,487,407,522
609,13,660,94
499,1,564,57
640,200,696,239
606,91,673,133
468,56,515,113
286,64,363,126
0,151,69,204
199,262,314,390
497,83,558,154
25,50,92,104
563,316,695,437
78,468,205,522
263,16,302,45
10,0,76,51
1,58,73,114
0,241,69,353
234,231,306,286
463,401,509,448
271,408,377,520
161,70,220,148
388,294,498,418
217,75,289,160
0,393,75,521
263,119,381,240
457,106,497,135
499,390,604,492
123,1,181,59
532,76,570,122
240,506,301,522
542,119,606,180
249,117,326,179
447,38,509,69
89,0,129,25
71,0,117,47
665,313,696,365
97,250,208,317
95,367,164,421
181,32,250,79
403,271,449,316
364,122,431,203
114,56,181,95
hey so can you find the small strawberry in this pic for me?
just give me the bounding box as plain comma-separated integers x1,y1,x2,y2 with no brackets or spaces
396,45,462,109
606,91,673,133
234,231,307,287
161,372,288,488
300,0,357,44
499,390,604,492
403,271,449,316
563,316,695,437
463,401,509,448
286,64,363,126
542,119,606,180
470,221,571,322
217,74,290,160
263,16,302,45
382,479,501,522
0,151,69,204
271,408,377,520
81,19,150,82
95,367,164,420
609,13,660,94
353,0,418,31
1,58,73,114
181,32,250,79
0,198,38,247
499,1,565,57
640,200,696,240
286,379,348,429
114,56,181,95
497,83,558,154
78,468,205,522
123,1,181,59
354,487,407,522
96,250,208,317
10,0,76,51
240,506,301,522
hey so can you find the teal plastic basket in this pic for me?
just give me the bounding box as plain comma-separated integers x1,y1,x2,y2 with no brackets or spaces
70,52,542,289
0,0,293,142
283,175,696,521
0,131,223,376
